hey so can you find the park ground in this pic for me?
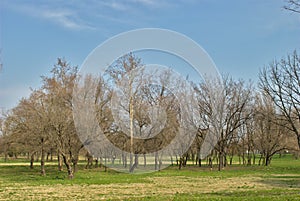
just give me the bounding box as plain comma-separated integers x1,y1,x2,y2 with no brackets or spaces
0,155,299,200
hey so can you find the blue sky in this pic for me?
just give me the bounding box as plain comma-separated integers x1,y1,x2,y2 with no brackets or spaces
0,0,300,110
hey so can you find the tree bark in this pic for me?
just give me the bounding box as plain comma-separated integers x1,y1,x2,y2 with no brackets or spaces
218,151,224,171
252,152,256,165
129,154,138,173
143,154,146,167
155,153,159,170
62,154,73,179
298,135,300,151
57,153,63,171
73,157,78,173
179,157,182,170
208,157,213,169
40,138,46,176
86,154,93,169
265,155,271,166
30,152,34,169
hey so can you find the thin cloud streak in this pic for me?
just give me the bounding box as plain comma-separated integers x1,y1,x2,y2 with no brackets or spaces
2,0,183,31
3,2,95,30
41,9,95,30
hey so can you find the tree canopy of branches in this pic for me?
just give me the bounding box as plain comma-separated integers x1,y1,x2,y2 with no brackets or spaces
196,76,254,170
284,0,300,13
2,58,82,178
259,51,300,150
42,58,82,178
254,93,289,166
1,52,299,177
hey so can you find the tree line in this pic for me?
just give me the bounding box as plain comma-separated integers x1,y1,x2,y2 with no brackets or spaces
0,51,299,178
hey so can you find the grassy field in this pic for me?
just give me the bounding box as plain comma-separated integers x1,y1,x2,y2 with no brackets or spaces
0,155,299,200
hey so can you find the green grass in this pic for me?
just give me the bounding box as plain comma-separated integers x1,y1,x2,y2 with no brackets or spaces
0,154,299,200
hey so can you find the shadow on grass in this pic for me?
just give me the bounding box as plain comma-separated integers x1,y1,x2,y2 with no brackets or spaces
258,175,300,188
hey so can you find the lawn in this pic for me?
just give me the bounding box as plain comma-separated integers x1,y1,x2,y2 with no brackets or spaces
0,155,299,200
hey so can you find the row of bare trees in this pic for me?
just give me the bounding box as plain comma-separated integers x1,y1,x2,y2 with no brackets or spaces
0,59,82,178
0,51,299,177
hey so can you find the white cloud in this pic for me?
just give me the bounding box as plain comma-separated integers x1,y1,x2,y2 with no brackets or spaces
128,0,174,8
130,0,157,6
3,2,94,30
1,0,187,30
102,1,129,11
41,9,94,30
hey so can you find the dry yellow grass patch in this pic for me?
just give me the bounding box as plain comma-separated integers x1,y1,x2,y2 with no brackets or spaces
0,176,274,200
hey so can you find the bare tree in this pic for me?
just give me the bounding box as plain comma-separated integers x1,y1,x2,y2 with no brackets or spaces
108,53,145,172
73,74,113,171
42,58,82,178
0,111,9,161
254,93,289,166
3,90,50,175
196,76,253,170
259,51,300,150
106,54,187,172
284,0,300,13
242,110,256,165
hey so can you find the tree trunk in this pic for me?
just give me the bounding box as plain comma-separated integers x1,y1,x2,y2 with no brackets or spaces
218,151,224,171
62,155,73,179
40,138,46,176
247,158,251,166
112,155,115,165
129,91,134,172
129,153,133,172
4,144,8,162
104,157,107,172
155,153,159,170
4,152,8,162
229,149,234,165
184,154,188,166
179,157,183,170
50,150,53,161
191,153,195,165
129,154,138,173
57,153,63,171
100,157,103,168
247,151,251,166
297,135,300,151
122,154,127,168
224,154,227,167
86,155,93,169
73,156,78,173
208,157,213,169
252,152,256,165
30,153,34,169
143,154,146,167
34,153,38,162
95,158,99,168
159,157,162,171
265,155,272,166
